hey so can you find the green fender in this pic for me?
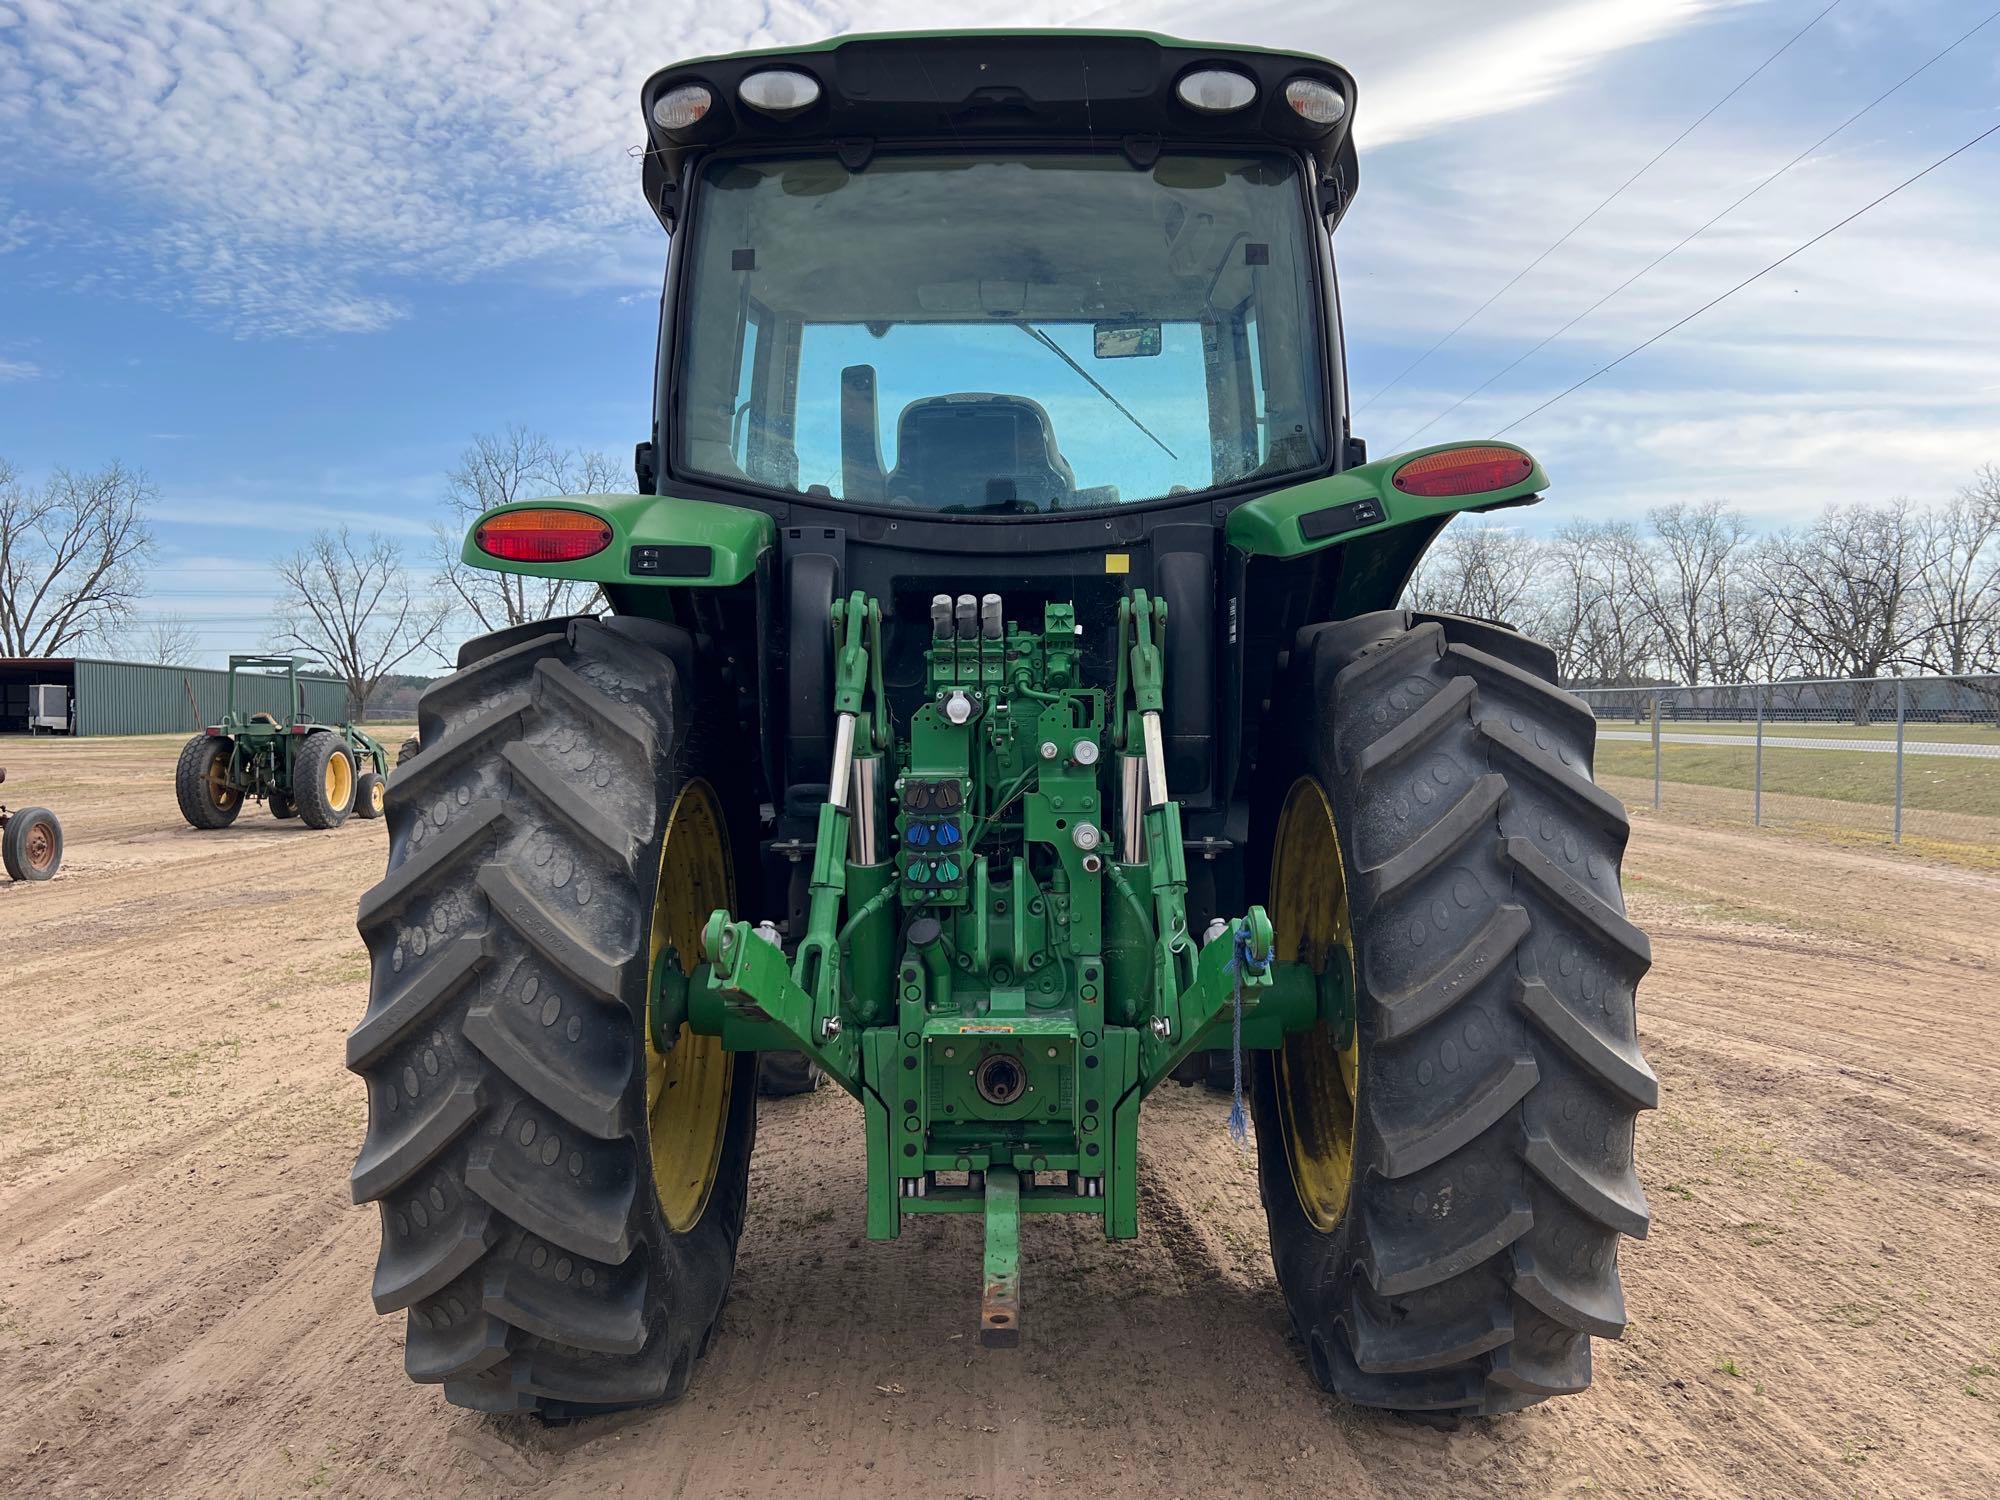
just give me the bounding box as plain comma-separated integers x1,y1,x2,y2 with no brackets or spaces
1226,441,1547,616
461,493,774,588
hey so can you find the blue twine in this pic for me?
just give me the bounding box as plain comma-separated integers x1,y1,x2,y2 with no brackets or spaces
1223,923,1269,1149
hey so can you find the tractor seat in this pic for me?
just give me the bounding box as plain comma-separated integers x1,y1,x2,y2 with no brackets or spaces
887,394,1075,512
250,712,281,726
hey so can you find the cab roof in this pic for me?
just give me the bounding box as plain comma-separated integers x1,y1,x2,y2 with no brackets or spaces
638,30,1359,231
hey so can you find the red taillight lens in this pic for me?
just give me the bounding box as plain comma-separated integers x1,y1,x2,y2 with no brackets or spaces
475,508,613,563
1390,446,1535,498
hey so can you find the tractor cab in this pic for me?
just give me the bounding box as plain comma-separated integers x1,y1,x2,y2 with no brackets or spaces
642,33,1356,516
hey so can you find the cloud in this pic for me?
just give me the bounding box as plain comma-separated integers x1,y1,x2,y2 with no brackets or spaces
0,356,40,380
1082,0,1747,146
0,0,862,333
0,0,1731,336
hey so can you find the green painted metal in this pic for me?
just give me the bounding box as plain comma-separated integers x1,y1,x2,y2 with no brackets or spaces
980,1166,1022,1347
459,493,774,589
669,585,1324,1339
1225,441,1547,561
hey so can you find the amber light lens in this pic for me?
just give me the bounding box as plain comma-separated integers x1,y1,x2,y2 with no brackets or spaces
476,509,614,563
1391,446,1535,498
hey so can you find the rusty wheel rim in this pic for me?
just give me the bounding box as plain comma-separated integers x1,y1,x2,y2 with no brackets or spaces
25,821,55,871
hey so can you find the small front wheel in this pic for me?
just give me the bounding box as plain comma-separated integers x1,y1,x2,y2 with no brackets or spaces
3,807,63,881
176,734,243,830
295,732,357,829
270,791,297,820
355,770,386,820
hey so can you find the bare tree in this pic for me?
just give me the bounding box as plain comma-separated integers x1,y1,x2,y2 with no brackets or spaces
1638,500,1755,686
1908,466,2000,676
434,426,616,633
1751,500,1937,720
1540,520,1661,687
272,528,449,720
0,458,156,656
1377,471,2000,699
1403,520,1547,633
138,611,201,666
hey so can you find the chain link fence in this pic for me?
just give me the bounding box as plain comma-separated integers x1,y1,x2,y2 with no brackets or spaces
1572,674,2000,867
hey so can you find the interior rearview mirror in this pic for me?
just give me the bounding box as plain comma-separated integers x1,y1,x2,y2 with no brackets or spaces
1093,321,1162,359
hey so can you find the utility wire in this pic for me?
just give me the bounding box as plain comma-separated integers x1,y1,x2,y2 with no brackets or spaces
1491,116,2000,437
1355,0,1846,416
1392,8,2000,449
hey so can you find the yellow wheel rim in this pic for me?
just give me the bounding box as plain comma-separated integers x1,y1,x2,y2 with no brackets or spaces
646,779,735,1233
325,747,353,810
207,746,241,810
1272,777,1359,1233
369,779,386,815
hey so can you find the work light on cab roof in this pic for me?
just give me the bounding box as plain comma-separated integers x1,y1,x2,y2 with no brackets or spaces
1175,67,1256,113
364,28,1654,1429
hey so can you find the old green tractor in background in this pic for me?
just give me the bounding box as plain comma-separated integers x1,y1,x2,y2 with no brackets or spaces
178,654,390,830
349,31,1654,1421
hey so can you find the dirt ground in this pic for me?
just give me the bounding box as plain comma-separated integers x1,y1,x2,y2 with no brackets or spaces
2,733,1998,1499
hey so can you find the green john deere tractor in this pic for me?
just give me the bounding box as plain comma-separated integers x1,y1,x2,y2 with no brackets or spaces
177,655,391,830
349,30,1655,1420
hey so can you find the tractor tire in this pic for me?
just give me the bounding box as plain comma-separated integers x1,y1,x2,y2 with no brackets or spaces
295,732,358,830
3,807,63,881
347,615,757,1418
356,770,387,820
1250,610,1655,1417
176,734,243,830
399,735,421,767
757,1050,823,1096
271,792,297,820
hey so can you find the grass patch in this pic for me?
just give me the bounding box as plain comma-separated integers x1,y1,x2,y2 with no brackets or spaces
99,1036,242,1087
1733,1219,1782,1247
1824,1300,1882,1329
1602,718,2000,746
1623,871,1822,932
1597,740,2000,817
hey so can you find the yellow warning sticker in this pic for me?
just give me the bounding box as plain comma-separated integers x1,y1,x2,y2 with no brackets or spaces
1104,552,1130,574
955,1024,1017,1034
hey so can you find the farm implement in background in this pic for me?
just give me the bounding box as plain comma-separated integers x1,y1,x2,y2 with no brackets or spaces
177,655,391,831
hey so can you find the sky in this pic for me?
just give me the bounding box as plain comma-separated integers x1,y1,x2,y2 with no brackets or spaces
1,0,1996,665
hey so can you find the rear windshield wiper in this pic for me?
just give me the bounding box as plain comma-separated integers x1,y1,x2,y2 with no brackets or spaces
1013,323,1178,463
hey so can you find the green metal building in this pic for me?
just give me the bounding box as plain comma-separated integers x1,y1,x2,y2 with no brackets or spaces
0,657,349,737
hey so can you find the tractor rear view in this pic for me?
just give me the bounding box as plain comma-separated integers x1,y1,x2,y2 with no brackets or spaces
178,655,391,830
349,31,1654,1422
